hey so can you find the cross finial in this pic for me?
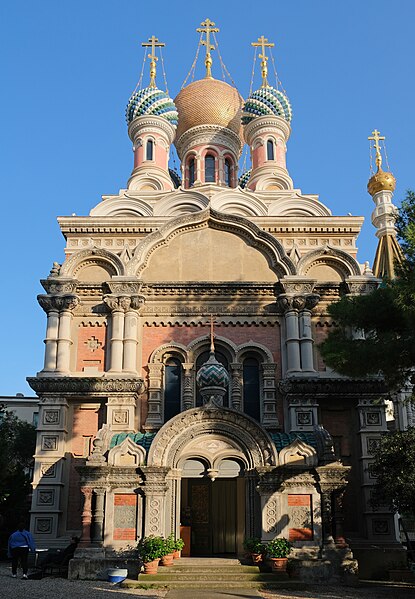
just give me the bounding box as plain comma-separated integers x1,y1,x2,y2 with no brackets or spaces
197,18,219,79
209,314,216,354
368,128,386,171
252,35,275,87
142,35,165,88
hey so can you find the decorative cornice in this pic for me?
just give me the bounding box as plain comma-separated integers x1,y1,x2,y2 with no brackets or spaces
27,376,145,395
278,377,387,398
175,124,242,160
243,115,291,145
41,279,78,294
127,115,176,146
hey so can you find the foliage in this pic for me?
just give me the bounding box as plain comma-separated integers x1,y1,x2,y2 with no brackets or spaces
137,536,165,562
0,411,36,534
265,538,292,558
319,191,415,400
174,537,185,551
162,534,176,555
243,537,266,554
370,427,415,514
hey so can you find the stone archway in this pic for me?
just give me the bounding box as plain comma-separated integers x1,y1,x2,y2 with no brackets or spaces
143,407,278,553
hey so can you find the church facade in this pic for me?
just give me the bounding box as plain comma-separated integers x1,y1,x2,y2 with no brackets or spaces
27,22,403,578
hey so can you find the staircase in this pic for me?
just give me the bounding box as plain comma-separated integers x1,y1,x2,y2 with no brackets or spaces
121,557,307,590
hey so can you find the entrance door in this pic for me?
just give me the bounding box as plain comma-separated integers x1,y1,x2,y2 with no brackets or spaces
187,478,237,556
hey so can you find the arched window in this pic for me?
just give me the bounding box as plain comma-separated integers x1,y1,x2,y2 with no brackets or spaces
188,157,195,187
243,357,260,421
205,154,216,183
196,350,229,407
266,139,275,161
164,357,182,421
146,139,154,161
224,158,232,187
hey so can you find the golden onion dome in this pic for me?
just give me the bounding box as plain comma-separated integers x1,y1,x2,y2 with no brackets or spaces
367,168,396,196
174,78,244,141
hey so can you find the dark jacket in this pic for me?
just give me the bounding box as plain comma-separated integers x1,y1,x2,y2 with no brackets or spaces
8,529,36,557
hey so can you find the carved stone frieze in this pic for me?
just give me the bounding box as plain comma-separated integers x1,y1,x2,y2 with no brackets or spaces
27,376,145,395
41,279,78,295
106,280,143,295
278,377,386,399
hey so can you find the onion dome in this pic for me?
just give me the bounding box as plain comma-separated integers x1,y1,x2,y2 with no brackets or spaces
174,78,244,140
126,87,178,127
242,86,292,125
238,169,251,189
196,352,230,390
367,168,396,196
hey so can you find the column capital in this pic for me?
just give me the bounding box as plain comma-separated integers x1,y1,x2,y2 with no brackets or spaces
104,294,145,313
38,294,79,313
278,276,317,295
277,292,320,313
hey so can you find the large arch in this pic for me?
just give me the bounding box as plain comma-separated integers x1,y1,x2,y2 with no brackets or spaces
126,207,295,279
147,406,278,470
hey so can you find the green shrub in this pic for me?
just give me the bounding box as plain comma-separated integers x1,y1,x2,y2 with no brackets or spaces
174,537,185,551
243,537,266,554
265,538,292,558
137,536,165,562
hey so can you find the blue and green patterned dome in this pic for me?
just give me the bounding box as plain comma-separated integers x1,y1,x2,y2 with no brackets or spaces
238,169,251,189
196,352,230,389
126,86,178,127
242,86,292,125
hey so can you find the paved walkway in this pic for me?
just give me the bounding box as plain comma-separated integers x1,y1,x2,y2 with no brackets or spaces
166,591,261,599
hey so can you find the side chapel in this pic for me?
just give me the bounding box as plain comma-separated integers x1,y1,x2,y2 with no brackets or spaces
27,20,405,577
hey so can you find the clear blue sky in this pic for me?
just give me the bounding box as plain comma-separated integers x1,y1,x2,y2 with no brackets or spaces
1,0,413,395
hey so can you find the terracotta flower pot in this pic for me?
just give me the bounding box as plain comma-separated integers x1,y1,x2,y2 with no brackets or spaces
251,552,263,564
160,553,174,567
270,557,288,572
143,558,160,574
173,550,181,559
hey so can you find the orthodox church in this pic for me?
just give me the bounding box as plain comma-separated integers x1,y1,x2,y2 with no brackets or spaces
27,20,404,579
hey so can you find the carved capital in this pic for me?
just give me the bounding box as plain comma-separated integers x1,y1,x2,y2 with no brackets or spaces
38,295,58,314
104,294,145,313
39,294,79,313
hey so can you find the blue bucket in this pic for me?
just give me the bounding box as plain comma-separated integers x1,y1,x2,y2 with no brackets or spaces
107,568,128,583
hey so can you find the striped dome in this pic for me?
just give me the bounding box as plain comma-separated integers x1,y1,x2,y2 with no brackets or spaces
196,352,230,389
238,169,251,189
126,86,178,127
242,86,292,125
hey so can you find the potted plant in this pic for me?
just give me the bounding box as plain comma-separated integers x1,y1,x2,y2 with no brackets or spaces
243,537,266,563
160,534,176,567
265,538,292,572
173,537,185,559
137,535,165,574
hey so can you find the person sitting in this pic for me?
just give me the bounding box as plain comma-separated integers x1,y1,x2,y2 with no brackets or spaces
40,536,79,574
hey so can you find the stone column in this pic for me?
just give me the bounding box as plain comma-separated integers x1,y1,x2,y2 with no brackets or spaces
278,295,304,373
299,294,319,372
123,295,145,372
230,362,243,411
144,363,163,430
104,296,127,372
92,488,106,546
320,489,335,545
38,296,60,371
261,363,279,428
79,486,93,547
142,467,170,537
55,295,79,373
182,363,194,410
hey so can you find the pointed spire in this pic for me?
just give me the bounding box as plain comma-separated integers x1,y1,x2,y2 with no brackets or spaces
197,18,219,79
141,35,165,88
251,35,275,88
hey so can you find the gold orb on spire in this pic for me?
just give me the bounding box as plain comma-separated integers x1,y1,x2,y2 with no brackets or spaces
367,129,396,196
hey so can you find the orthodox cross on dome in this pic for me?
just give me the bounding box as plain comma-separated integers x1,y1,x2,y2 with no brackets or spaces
368,128,385,172
197,18,219,79
252,35,275,87
142,35,165,88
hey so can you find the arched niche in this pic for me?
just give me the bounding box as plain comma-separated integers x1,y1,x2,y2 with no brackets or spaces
60,249,124,280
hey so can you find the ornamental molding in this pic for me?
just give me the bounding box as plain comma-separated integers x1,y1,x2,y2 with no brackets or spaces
107,437,146,467
279,439,318,468
128,115,176,145
147,406,278,469
243,115,291,143
175,124,242,159
38,294,80,314
345,276,380,295
278,377,387,398
142,316,279,326
27,376,145,395
60,248,125,278
297,246,361,278
103,294,145,313
127,207,295,278
41,279,78,294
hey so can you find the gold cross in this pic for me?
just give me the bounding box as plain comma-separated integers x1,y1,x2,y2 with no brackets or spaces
252,35,275,87
209,314,217,353
368,129,385,171
197,18,219,79
142,35,165,88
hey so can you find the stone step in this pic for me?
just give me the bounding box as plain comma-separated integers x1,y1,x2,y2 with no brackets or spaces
164,565,261,573
122,579,307,590
139,573,279,582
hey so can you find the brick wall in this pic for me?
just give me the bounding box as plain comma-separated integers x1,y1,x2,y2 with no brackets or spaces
76,323,107,372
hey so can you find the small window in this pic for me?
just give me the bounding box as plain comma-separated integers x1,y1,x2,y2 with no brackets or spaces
205,154,215,183
267,140,275,161
243,357,260,421
164,358,182,421
189,158,195,187
224,158,232,187
146,139,154,161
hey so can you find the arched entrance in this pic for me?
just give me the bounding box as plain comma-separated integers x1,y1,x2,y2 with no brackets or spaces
146,407,277,556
